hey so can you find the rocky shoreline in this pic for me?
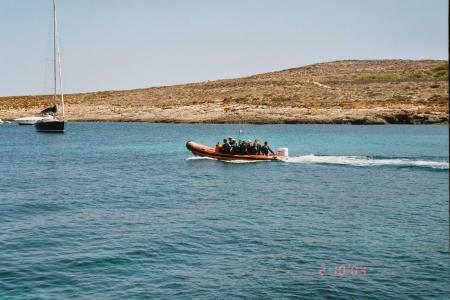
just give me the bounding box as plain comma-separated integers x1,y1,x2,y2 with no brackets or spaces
1,60,448,124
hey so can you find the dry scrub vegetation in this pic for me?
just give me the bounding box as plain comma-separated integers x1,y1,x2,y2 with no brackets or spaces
1,60,448,124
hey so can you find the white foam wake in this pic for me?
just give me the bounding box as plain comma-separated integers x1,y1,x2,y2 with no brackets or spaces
222,159,267,164
186,156,217,161
287,155,449,169
186,156,265,163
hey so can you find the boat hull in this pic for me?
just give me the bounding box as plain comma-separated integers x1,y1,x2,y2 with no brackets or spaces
15,115,54,125
186,141,280,161
35,120,64,133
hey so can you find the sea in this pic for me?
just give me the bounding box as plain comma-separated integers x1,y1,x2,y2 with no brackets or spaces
0,123,448,299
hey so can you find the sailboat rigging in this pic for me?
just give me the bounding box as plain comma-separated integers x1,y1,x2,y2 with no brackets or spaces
35,0,65,133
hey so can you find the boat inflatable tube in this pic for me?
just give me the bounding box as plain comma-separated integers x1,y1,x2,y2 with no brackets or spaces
186,141,288,161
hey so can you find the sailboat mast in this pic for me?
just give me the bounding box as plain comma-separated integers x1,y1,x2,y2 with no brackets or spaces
53,0,56,105
54,0,65,117
53,0,57,107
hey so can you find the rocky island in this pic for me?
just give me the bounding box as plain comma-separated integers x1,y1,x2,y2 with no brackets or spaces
1,60,448,124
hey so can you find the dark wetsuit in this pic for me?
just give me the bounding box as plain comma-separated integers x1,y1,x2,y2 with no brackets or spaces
231,144,240,154
261,145,274,156
256,144,262,155
220,141,230,153
248,145,257,155
239,143,248,154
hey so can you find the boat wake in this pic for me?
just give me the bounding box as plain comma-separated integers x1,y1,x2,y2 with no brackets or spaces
186,155,449,169
287,155,449,170
222,160,267,164
186,156,216,161
186,156,265,163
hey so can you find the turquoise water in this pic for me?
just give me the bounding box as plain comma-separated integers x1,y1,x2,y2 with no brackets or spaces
0,123,448,299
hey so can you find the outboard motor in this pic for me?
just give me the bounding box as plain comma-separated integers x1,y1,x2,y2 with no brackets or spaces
275,148,289,159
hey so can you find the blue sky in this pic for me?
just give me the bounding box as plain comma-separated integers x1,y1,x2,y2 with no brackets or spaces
0,0,448,96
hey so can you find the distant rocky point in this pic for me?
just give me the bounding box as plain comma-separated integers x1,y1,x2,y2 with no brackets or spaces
1,60,448,124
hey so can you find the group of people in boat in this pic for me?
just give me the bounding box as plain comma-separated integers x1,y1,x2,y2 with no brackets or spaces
215,136,275,156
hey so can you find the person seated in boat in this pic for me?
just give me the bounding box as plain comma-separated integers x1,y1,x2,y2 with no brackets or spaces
230,139,240,154
220,138,231,153
236,140,243,154
248,141,257,155
238,140,247,154
242,140,252,154
245,141,251,154
248,140,262,155
254,139,262,155
261,141,275,156
215,142,221,152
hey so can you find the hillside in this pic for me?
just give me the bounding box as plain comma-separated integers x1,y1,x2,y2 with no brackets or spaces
0,59,448,124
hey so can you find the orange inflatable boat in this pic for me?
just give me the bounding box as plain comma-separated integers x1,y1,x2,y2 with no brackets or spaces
186,141,288,161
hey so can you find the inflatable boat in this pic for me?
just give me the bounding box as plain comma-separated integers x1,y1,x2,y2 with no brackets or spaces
186,141,288,161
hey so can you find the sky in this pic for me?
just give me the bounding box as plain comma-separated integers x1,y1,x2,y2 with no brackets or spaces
0,0,448,96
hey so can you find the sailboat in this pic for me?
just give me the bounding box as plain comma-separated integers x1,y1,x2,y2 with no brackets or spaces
35,0,65,133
